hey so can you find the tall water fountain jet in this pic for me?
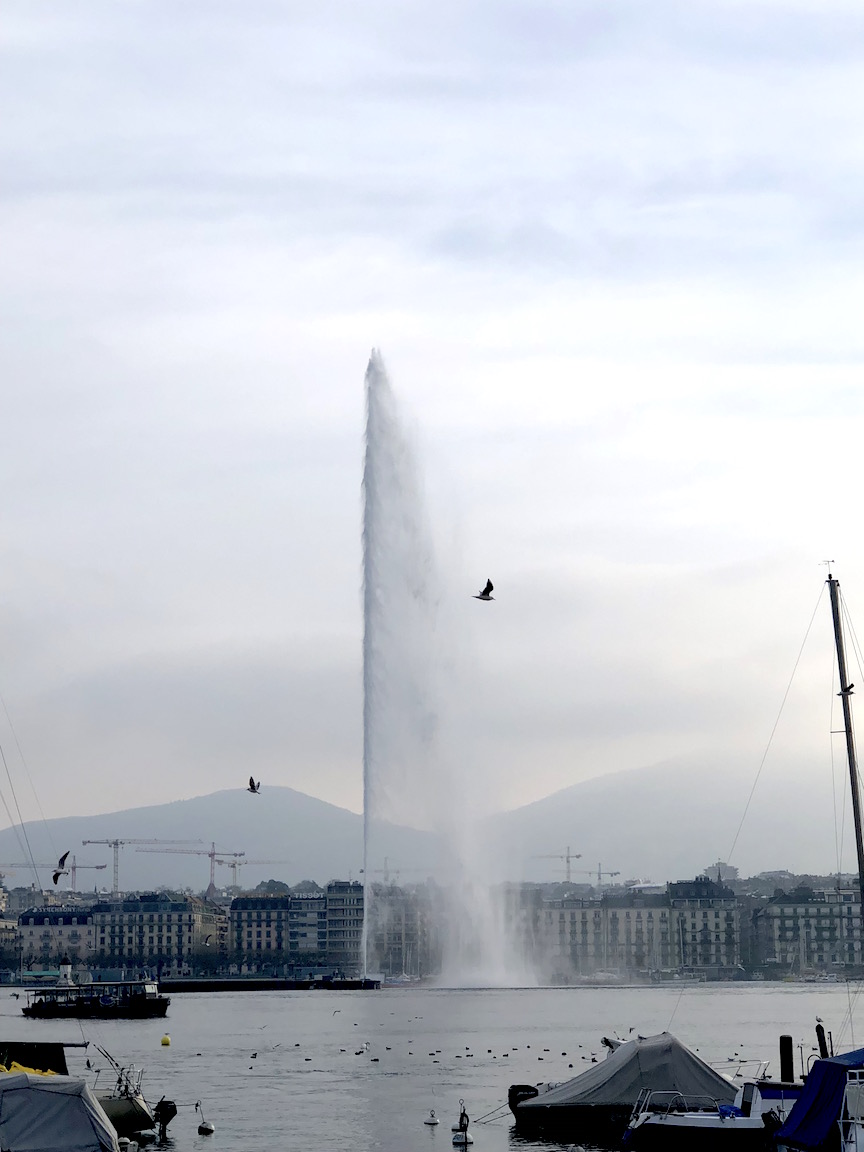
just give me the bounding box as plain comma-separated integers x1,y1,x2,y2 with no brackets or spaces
361,351,535,985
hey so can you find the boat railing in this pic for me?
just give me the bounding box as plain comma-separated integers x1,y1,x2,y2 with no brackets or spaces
840,1069,864,1151
630,1089,725,1121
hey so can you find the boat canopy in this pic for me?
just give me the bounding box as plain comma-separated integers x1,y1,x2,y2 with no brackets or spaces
777,1047,864,1151
516,1032,736,1112
0,1072,119,1152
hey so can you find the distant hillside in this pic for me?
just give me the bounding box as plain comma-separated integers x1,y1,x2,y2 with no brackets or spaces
0,754,846,895
497,755,843,884
0,787,435,893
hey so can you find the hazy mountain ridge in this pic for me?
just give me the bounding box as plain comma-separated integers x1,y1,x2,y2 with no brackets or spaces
0,754,846,892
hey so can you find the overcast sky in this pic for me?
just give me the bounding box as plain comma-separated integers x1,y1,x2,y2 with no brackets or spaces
3,2,864,860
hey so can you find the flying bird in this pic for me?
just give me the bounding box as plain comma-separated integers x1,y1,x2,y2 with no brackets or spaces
52,851,70,886
473,579,494,601
247,777,260,794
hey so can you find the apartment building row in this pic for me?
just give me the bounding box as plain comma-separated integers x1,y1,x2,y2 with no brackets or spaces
15,881,366,972
230,881,364,969
530,877,742,979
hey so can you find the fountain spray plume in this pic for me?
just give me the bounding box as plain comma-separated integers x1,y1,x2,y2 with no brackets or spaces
362,350,439,974
361,350,535,985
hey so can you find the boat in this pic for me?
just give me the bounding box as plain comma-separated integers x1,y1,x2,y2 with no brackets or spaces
0,1071,119,1152
22,978,169,1019
92,1045,177,1138
774,1047,864,1152
623,1072,803,1150
508,1031,737,1142
0,1039,176,1139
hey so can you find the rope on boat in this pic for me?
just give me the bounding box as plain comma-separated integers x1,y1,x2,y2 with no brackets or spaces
472,1102,512,1124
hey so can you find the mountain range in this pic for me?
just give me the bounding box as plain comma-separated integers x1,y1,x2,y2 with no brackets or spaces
0,754,846,894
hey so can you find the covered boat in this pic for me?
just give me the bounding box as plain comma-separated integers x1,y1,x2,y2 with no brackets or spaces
0,1072,119,1152
509,1031,737,1141
777,1046,864,1151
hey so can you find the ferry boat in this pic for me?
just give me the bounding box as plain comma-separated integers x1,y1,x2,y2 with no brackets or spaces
22,979,169,1019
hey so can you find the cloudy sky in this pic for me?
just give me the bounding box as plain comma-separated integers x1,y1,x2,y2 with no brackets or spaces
2,1,864,853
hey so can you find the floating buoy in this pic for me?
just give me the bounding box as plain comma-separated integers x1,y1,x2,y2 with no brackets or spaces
452,1134,473,1145
195,1102,215,1136
160,1035,170,1047
424,1110,439,1126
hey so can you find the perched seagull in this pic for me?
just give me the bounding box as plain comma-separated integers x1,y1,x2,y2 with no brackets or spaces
52,851,70,886
473,579,494,601
247,777,261,794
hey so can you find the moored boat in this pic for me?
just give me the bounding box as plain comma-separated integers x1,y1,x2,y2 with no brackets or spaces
509,1031,736,1142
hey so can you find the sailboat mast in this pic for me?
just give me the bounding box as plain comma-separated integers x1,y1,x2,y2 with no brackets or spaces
827,573,864,916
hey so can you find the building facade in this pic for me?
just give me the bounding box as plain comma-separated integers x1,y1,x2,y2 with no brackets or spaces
528,878,742,979
18,907,95,965
229,881,364,971
751,887,862,971
89,893,225,969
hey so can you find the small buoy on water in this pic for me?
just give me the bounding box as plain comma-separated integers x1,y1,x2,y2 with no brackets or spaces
424,1110,439,1126
160,1035,170,1047
195,1102,215,1136
452,1134,473,1145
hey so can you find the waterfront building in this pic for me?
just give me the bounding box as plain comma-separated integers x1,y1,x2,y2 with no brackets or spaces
529,877,742,979
751,886,862,971
668,876,741,975
17,906,95,965
228,881,363,970
89,892,225,968
325,881,364,970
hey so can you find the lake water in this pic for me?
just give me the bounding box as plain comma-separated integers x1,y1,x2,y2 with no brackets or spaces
1,983,861,1150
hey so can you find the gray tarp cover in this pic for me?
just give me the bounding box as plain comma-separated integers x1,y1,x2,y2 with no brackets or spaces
517,1032,736,1110
0,1073,119,1152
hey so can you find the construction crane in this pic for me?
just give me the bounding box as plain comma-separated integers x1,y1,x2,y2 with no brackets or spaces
530,847,582,883
136,842,245,893
82,839,202,896
571,864,621,886
215,858,291,888
359,857,429,885
68,855,108,892
0,858,107,891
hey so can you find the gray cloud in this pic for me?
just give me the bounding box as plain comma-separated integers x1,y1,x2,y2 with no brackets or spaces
1,1,864,841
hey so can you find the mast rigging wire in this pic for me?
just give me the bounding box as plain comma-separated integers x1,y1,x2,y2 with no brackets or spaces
726,584,826,865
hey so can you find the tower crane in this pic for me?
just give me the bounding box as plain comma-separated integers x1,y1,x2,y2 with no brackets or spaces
530,847,582,883
136,842,245,893
0,858,106,891
68,856,108,892
82,839,202,896
571,864,621,886
359,857,429,885
215,858,291,888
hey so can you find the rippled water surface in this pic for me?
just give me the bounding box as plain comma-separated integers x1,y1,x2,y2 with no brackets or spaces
1,984,860,1150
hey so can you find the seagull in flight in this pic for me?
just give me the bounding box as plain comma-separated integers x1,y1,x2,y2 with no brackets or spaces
247,777,261,794
473,579,494,601
52,851,70,886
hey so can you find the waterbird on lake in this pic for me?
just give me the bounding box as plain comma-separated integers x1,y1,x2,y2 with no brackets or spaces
203,935,212,947
473,579,494,601
52,851,70,885
247,777,260,794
